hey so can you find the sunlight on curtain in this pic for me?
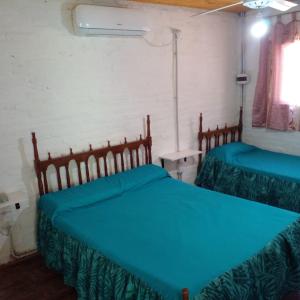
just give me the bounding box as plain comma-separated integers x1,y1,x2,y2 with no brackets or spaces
281,40,300,107
280,39,300,130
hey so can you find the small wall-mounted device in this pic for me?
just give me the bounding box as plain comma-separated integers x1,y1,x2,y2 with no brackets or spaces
236,73,249,85
0,191,29,231
0,191,29,250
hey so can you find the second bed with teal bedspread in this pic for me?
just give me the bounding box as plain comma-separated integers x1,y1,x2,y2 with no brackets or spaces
39,164,300,300
195,142,300,213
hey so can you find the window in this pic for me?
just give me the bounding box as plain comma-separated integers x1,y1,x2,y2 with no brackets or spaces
280,40,300,107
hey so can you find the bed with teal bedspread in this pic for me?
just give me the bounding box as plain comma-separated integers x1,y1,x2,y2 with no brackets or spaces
195,142,300,213
38,164,300,300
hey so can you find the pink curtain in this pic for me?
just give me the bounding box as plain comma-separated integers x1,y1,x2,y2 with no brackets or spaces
252,16,300,131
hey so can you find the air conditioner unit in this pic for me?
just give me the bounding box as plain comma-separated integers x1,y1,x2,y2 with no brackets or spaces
73,5,150,37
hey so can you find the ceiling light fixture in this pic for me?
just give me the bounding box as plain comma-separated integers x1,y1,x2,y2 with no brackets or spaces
251,18,270,38
244,0,272,9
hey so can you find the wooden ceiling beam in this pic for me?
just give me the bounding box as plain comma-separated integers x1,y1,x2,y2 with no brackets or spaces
130,0,247,13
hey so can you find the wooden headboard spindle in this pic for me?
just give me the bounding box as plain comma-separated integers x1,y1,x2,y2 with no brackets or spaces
198,107,243,168
238,105,243,141
214,125,220,147
32,115,152,196
32,132,44,196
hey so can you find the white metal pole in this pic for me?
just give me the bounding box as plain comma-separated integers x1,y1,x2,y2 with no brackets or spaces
172,28,182,180
172,28,180,153
240,12,246,108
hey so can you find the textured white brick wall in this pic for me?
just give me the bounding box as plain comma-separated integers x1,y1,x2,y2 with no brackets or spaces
0,0,240,263
243,13,300,155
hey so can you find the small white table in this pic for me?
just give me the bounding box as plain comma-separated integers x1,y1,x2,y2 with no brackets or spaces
160,149,202,180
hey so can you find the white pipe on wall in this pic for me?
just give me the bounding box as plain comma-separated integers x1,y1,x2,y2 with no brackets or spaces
172,28,180,152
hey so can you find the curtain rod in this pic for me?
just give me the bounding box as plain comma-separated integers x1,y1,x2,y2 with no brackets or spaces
242,9,300,19
263,9,300,19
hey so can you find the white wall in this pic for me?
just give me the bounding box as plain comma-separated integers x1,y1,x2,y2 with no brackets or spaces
0,0,240,263
243,12,300,155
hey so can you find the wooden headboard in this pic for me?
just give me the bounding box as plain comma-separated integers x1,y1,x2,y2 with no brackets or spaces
32,115,152,196
198,107,243,166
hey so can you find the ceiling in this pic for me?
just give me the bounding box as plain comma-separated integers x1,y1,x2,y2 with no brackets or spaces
131,0,246,13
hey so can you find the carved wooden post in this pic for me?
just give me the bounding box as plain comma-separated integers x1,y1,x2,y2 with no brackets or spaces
32,132,44,196
146,115,152,164
238,106,243,142
198,113,203,168
182,288,189,300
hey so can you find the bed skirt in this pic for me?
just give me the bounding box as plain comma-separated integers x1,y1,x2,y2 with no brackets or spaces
38,211,163,300
195,155,300,213
38,211,300,300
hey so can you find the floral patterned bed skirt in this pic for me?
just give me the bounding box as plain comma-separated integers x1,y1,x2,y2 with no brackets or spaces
195,155,300,213
38,210,300,300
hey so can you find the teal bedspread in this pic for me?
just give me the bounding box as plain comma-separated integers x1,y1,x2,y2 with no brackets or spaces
195,142,300,212
38,164,300,300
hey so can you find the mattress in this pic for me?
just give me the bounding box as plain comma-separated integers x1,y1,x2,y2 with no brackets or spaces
39,164,300,300
206,142,300,183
